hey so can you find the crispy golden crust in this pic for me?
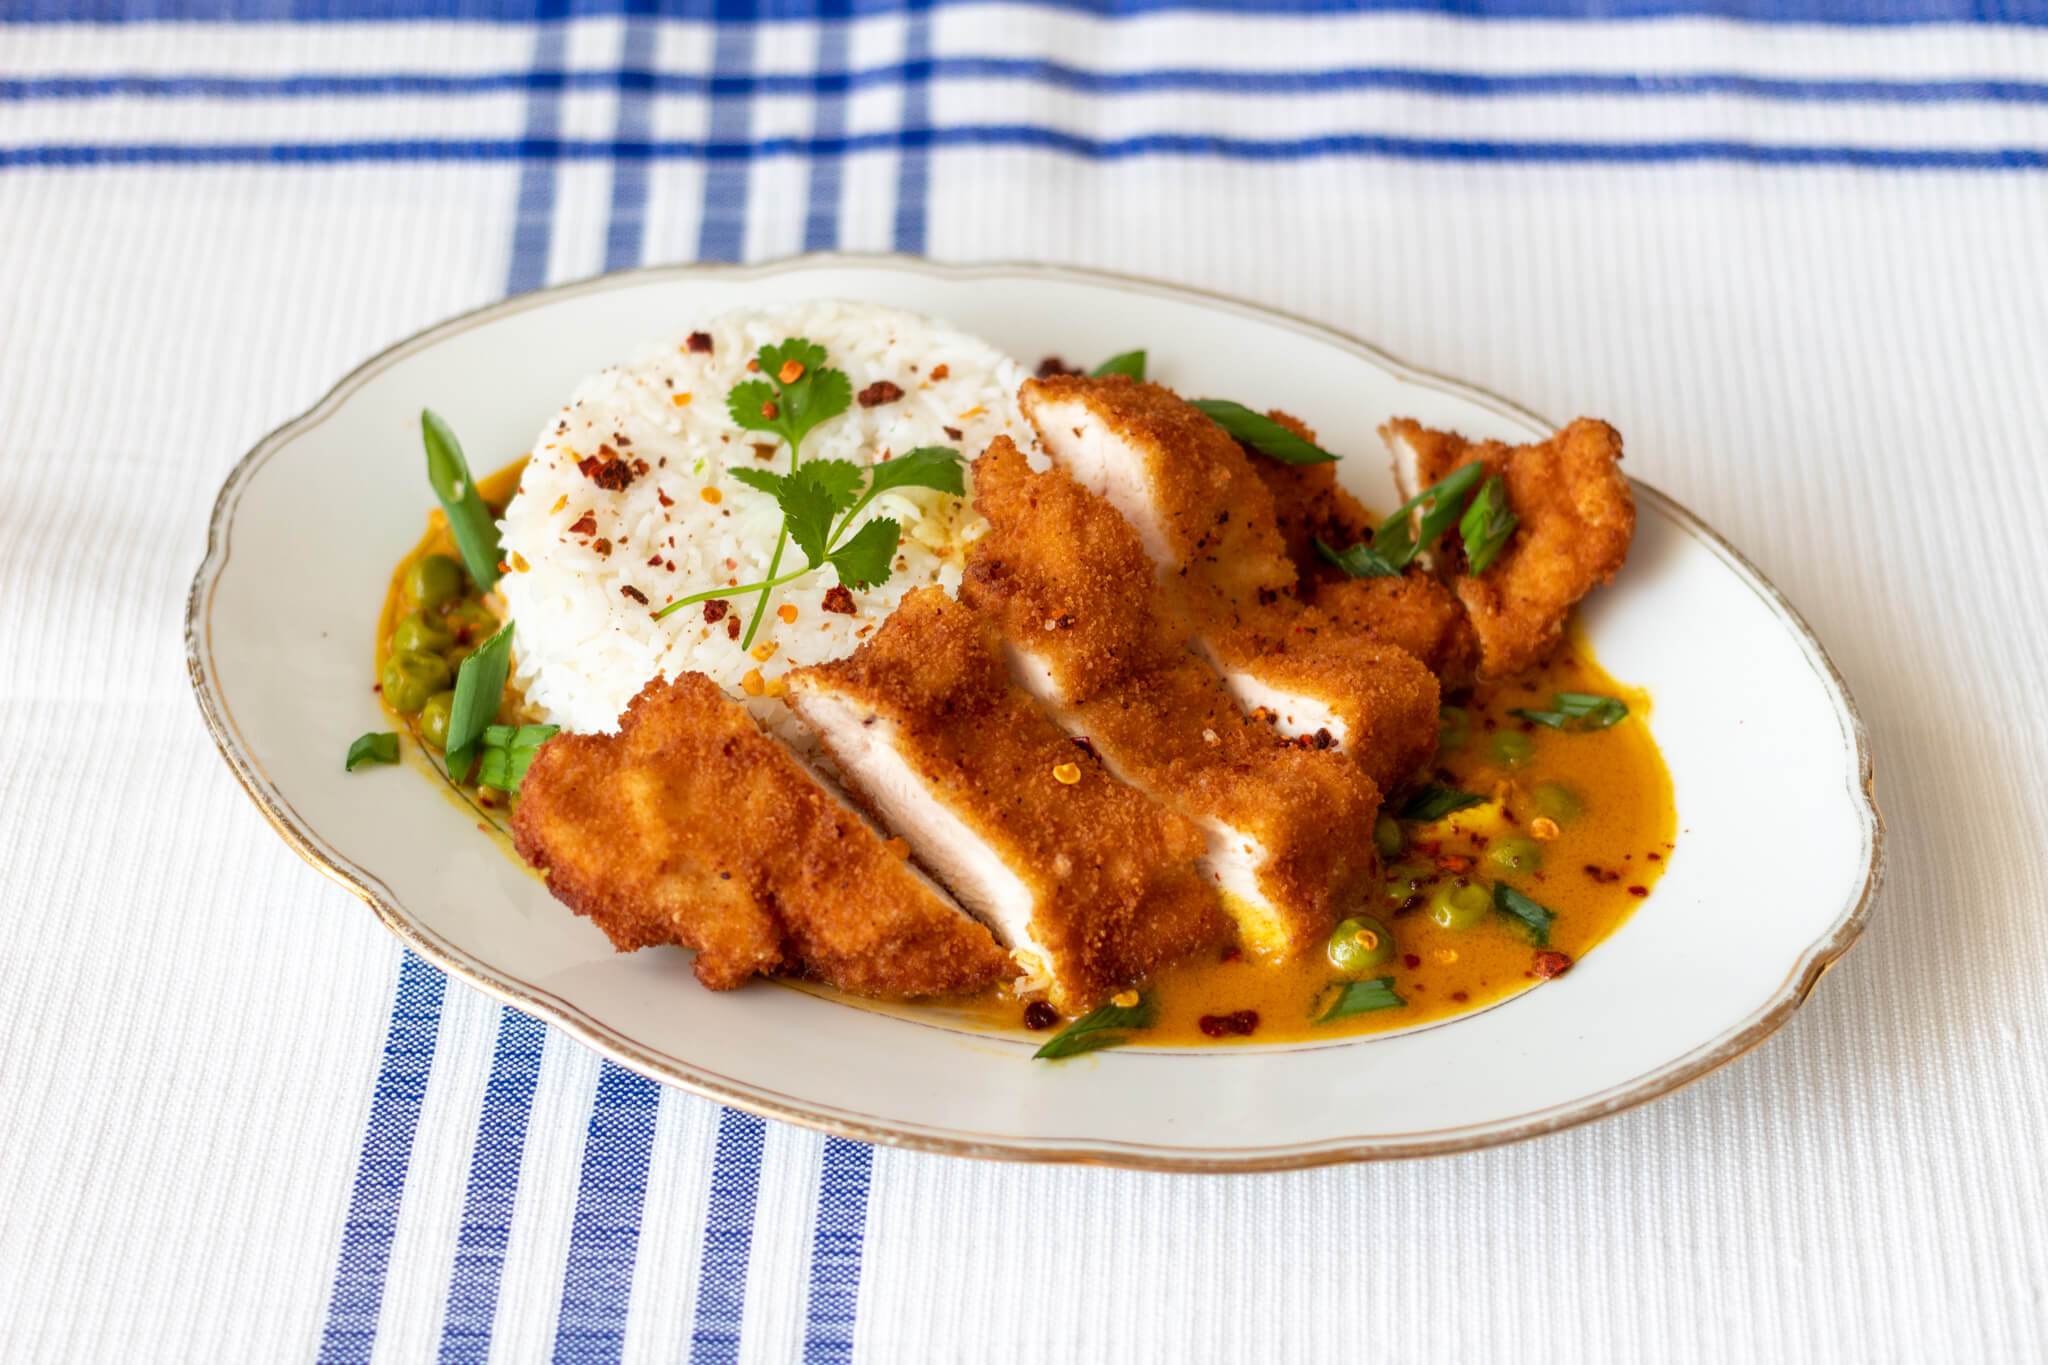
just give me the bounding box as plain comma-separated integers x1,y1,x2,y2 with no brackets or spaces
1383,417,1635,679
1311,573,1482,692
787,587,1227,1010
1247,410,1378,582
1020,374,1296,623
962,439,1382,957
511,673,1008,998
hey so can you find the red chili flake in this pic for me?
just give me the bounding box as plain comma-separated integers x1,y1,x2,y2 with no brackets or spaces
1069,735,1098,761
725,616,741,640
1403,953,1422,969
1219,945,1242,963
1197,1010,1259,1039
943,425,963,440
702,599,731,623
1311,728,1334,750
1646,851,1663,861
761,400,779,420
929,363,950,381
751,443,777,462
1438,854,1472,874
686,330,713,353
1023,1000,1059,1031
1533,950,1574,978
631,458,649,476
820,584,857,615
620,585,649,605
577,448,635,491
1628,885,1648,898
647,553,665,567
1035,356,1080,378
568,512,598,536
1452,991,1469,1002
857,380,905,408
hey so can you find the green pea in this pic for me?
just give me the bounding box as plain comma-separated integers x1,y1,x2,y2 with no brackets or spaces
1438,704,1471,752
1382,861,1434,911
1373,814,1406,860
1531,782,1583,823
1427,880,1494,931
1490,729,1536,769
390,608,455,656
404,554,465,610
380,650,451,715
1487,836,1543,875
444,597,499,640
1327,915,1397,974
418,689,456,750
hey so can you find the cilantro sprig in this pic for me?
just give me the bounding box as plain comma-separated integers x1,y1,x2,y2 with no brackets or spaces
654,445,964,622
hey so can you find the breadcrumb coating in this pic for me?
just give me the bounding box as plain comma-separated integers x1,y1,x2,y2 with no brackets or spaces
512,672,1008,998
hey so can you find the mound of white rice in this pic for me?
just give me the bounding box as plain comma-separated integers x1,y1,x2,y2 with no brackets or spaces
498,300,1036,735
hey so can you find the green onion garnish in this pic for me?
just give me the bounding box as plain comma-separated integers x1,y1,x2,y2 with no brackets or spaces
1495,884,1557,946
421,409,501,593
1315,536,1401,580
345,731,399,771
1032,994,1156,1060
443,624,515,783
1313,976,1405,1023
1190,399,1338,466
1510,692,1629,731
474,723,559,794
1459,473,1519,575
1370,462,1487,569
1091,349,1147,381
1399,783,1484,822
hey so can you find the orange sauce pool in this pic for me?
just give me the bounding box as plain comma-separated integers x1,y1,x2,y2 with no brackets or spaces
382,460,1676,1047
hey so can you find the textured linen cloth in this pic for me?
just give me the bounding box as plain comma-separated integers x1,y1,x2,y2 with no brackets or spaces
4,3,2048,1361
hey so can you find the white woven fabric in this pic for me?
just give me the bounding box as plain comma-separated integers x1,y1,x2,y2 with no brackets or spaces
3,9,2047,1362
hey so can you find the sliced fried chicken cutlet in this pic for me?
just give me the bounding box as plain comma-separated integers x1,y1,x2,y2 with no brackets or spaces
961,437,1382,959
1246,409,1481,690
782,587,1227,1014
512,672,1008,998
1020,375,1440,792
1384,417,1635,679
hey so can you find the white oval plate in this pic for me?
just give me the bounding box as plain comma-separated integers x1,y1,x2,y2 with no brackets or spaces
188,255,1881,1171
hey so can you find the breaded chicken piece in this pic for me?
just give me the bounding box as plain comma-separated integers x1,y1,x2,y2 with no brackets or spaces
1384,417,1634,679
1021,375,1441,792
1313,573,1481,692
512,672,1008,998
783,587,1227,1014
961,438,1382,959
1243,410,1377,582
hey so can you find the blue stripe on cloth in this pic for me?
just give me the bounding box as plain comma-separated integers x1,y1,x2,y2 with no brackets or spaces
604,8,658,271
800,0,852,251
800,1139,874,1365
437,1010,549,1364
552,1063,664,1361
318,951,447,1365
9,63,2048,108
3,0,2046,28
688,1110,769,1365
507,18,567,294
6,129,2047,170
891,0,932,254
696,10,757,261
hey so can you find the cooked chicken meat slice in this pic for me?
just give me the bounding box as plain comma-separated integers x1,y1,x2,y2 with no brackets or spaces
1383,417,1635,679
511,672,1008,998
1021,375,1440,791
782,586,1227,1014
961,438,1382,959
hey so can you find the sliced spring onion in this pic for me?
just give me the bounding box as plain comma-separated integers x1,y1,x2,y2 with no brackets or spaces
1313,976,1406,1023
1370,462,1487,569
1032,994,1156,1061
475,723,559,794
345,731,399,772
1189,399,1338,466
1398,783,1484,822
1091,349,1147,381
1510,692,1629,731
1315,536,1401,580
421,409,501,592
1495,883,1557,946
1459,473,1519,575
443,624,514,783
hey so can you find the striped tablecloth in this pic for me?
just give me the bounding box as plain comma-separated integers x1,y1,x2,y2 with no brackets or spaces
5,2,2047,1360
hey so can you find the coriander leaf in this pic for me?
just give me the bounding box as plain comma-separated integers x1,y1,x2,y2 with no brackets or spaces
795,459,865,513
1398,782,1484,822
826,517,900,590
1313,976,1405,1024
1190,399,1338,465
1033,994,1156,1061
1459,473,1518,575
1371,462,1487,569
756,338,850,446
421,409,502,591
864,446,964,499
725,379,781,435
1091,349,1147,381
1315,536,1401,580
1495,884,1557,946
1511,692,1628,732
726,467,786,499
345,731,399,772
444,624,514,783
778,469,841,569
